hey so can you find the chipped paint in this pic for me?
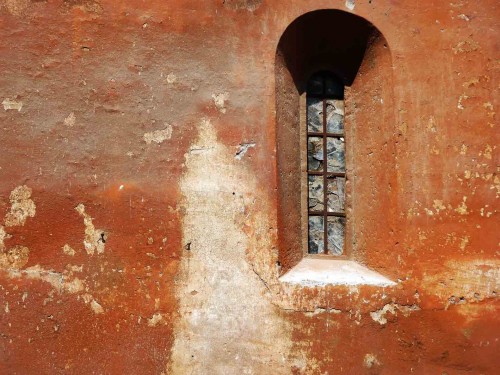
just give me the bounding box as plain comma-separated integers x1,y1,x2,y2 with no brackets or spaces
211,92,229,114
4,185,36,227
143,125,173,144
2,97,23,111
75,204,106,255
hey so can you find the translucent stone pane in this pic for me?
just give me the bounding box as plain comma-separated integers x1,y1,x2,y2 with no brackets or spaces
307,97,323,132
308,216,324,254
307,136,323,171
307,75,323,95
326,137,345,172
308,175,324,212
327,216,345,255
324,76,343,97
326,100,344,133
327,177,345,213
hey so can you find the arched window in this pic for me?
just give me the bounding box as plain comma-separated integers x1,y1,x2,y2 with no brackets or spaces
275,9,396,286
306,72,346,255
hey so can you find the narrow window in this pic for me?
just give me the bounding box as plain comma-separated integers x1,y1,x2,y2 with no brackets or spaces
306,72,346,255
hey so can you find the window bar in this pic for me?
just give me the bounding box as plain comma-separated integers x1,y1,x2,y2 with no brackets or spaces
322,96,328,254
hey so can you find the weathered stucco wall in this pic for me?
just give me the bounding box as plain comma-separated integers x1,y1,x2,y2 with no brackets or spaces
0,0,498,374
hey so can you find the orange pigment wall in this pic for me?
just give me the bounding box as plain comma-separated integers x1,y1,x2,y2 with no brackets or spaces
0,1,498,374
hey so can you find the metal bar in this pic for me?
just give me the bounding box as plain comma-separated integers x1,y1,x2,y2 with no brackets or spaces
307,171,345,177
307,131,344,138
322,94,328,254
308,211,346,217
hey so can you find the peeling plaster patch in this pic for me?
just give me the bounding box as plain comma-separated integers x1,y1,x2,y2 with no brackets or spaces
75,204,105,255
0,245,29,269
62,244,76,256
459,236,469,250
452,39,479,54
147,312,164,327
455,196,469,215
2,98,23,111
222,0,262,11
170,118,292,374
0,226,9,251
212,92,229,113
4,302,9,313
457,13,470,21
90,299,104,314
433,200,447,214
8,265,85,294
460,143,468,155
422,260,500,308
345,0,355,11
457,94,469,109
4,185,36,227
166,73,177,84
370,303,420,325
364,353,380,368
143,124,173,144
480,144,493,159
64,112,76,126
235,142,256,160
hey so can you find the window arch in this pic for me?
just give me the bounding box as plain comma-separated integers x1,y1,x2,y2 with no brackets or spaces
275,9,398,284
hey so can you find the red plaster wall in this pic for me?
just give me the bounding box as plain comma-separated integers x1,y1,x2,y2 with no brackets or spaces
0,0,498,374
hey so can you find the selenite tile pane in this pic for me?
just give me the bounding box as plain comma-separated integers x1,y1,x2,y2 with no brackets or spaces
307,136,323,172
327,137,346,172
308,216,324,254
327,177,345,213
327,216,345,255
326,100,344,133
308,175,324,212
307,97,323,132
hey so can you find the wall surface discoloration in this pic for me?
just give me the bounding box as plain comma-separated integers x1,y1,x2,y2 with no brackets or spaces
0,0,498,373
170,119,292,373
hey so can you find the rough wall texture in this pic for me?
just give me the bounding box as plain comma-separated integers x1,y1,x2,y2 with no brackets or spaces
0,0,498,374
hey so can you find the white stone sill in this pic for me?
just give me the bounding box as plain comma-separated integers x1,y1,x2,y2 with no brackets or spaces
278,258,396,287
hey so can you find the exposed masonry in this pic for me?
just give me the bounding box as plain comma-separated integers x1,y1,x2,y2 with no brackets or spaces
75,203,106,255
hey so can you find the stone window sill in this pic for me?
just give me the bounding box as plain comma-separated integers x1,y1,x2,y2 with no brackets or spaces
278,258,396,287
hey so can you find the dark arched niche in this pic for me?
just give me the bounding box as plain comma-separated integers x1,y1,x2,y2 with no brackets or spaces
276,9,397,275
